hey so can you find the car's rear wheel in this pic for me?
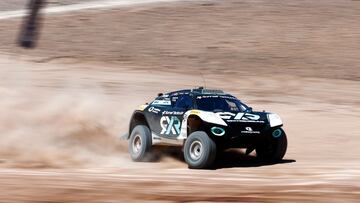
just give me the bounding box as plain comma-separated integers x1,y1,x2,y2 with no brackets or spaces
184,131,217,169
129,125,152,161
256,128,287,161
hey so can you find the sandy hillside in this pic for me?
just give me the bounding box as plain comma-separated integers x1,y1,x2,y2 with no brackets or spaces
0,0,359,202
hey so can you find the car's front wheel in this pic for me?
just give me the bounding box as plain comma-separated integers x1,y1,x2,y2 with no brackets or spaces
129,125,152,161
256,128,287,161
184,131,217,169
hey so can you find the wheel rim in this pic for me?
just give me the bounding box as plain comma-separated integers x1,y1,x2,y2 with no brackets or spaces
132,134,142,154
189,140,203,160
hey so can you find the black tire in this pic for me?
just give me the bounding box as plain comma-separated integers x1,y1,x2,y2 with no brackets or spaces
256,128,287,161
184,131,217,169
128,125,152,161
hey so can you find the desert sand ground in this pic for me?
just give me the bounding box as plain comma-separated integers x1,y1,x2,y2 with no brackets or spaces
0,0,359,202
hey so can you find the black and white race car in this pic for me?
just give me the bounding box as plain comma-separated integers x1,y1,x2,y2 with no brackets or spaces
127,87,287,169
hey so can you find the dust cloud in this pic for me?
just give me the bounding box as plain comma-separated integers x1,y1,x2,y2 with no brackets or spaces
0,83,128,168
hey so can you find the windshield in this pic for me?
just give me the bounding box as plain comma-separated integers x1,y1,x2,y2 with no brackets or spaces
196,96,249,112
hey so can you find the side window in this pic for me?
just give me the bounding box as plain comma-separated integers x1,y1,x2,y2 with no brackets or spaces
225,100,240,111
175,95,193,109
171,96,179,106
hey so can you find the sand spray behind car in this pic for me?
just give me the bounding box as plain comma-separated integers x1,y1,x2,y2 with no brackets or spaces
0,77,135,168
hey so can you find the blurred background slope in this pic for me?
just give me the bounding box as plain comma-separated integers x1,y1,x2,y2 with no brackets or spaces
0,0,359,80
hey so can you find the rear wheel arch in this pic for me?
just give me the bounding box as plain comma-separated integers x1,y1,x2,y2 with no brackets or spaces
129,111,150,139
128,125,152,161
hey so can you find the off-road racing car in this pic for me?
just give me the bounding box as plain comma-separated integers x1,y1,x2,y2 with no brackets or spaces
128,87,287,169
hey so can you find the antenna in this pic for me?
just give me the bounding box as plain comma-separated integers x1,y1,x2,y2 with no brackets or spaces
199,72,207,89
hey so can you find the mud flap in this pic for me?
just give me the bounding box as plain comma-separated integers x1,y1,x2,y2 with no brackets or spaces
119,133,129,140
245,147,255,155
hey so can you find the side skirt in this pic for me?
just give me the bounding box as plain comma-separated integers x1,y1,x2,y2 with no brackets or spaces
152,133,184,146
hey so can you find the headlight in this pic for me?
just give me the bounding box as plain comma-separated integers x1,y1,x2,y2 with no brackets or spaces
268,113,283,127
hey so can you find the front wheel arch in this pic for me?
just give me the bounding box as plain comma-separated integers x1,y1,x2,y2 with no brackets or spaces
186,115,203,137
256,128,288,161
183,131,217,169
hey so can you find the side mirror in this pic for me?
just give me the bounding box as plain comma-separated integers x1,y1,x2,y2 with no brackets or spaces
248,107,253,112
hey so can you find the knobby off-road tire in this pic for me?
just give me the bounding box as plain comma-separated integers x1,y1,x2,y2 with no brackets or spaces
256,128,287,161
129,125,152,161
184,131,217,169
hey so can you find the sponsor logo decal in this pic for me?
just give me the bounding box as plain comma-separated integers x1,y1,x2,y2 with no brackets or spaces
190,110,200,115
152,100,171,106
216,112,264,123
245,127,253,131
197,95,236,100
241,126,260,134
162,111,184,115
148,106,161,114
160,116,181,135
